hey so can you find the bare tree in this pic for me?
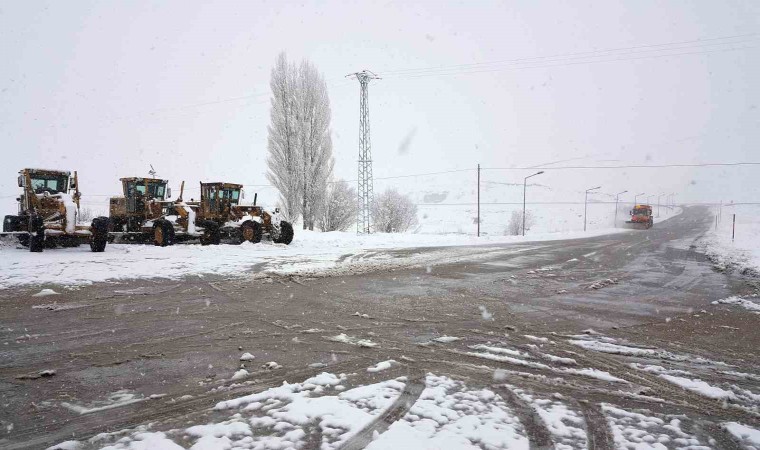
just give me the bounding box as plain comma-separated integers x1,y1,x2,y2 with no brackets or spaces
298,60,334,231
266,53,302,223
266,53,334,228
506,210,534,235
372,188,418,233
317,180,357,232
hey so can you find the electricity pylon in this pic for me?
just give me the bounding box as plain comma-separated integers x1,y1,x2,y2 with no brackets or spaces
346,70,380,234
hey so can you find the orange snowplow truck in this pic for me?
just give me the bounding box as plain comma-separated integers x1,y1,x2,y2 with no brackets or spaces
626,204,654,229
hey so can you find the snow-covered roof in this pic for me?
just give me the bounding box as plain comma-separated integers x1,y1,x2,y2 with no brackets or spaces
20,168,71,176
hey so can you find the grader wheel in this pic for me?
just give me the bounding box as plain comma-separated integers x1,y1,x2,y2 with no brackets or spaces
200,220,221,246
89,216,109,252
273,220,294,245
240,220,262,244
153,219,175,247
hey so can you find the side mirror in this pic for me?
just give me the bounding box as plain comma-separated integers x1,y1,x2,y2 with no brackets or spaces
275,207,280,213
70,180,77,190
18,176,23,187
167,187,172,199
241,190,245,199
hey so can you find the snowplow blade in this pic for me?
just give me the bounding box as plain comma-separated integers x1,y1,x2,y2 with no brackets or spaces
623,221,651,230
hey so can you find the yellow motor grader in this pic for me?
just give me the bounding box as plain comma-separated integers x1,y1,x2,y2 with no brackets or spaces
109,179,293,246
1,168,110,252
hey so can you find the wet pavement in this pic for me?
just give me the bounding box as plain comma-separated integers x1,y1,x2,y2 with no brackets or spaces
1,206,758,449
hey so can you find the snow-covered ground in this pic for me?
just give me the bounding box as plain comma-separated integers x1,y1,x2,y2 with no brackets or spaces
393,172,678,236
0,168,685,290
701,203,760,277
0,226,636,290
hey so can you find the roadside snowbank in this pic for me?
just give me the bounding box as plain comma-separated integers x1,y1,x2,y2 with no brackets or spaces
701,204,760,277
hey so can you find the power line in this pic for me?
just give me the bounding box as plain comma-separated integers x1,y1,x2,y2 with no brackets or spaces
3,161,756,200
382,45,757,80
416,201,760,206
483,162,760,171
380,32,759,77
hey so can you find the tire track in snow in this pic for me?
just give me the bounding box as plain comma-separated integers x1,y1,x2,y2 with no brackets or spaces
579,402,615,450
494,386,554,450
5,357,374,450
338,370,426,450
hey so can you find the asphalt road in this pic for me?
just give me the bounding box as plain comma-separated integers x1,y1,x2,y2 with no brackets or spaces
1,206,758,449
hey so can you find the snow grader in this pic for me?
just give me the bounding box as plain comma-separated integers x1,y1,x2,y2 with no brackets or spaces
109,178,294,246
1,168,110,252
625,204,654,229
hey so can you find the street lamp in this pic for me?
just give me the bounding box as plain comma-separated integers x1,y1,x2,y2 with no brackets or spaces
522,171,544,236
657,193,663,217
614,190,628,228
634,192,645,205
584,186,601,231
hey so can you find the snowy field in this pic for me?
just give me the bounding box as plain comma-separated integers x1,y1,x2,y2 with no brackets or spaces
701,203,760,278
389,172,677,236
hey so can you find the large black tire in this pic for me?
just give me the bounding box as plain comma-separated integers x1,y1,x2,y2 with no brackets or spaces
153,219,175,247
240,220,262,244
200,220,221,246
3,215,20,232
4,215,28,247
28,215,45,253
90,216,110,252
273,220,294,245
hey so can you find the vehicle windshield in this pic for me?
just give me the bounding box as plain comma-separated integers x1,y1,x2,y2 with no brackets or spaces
633,208,649,215
29,174,68,194
126,181,166,199
220,188,240,203
205,186,240,203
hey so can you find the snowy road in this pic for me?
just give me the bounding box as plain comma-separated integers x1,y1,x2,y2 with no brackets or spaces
1,206,759,449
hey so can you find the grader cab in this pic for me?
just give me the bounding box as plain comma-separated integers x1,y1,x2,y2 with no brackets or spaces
109,177,171,233
1,168,109,252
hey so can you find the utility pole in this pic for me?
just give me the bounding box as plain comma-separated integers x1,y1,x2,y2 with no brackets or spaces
615,190,628,228
523,171,544,236
477,164,480,237
584,186,601,231
347,70,380,234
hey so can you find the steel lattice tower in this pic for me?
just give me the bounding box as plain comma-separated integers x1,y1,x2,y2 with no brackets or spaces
347,70,380,234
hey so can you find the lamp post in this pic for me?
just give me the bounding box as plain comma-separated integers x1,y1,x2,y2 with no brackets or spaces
657,193,662,217
522,171,544,236
584,186,601,231
615,190,628,228
634,192,645,205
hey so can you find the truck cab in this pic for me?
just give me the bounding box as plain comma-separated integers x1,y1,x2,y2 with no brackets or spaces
109,177,170,232
628,204,654,229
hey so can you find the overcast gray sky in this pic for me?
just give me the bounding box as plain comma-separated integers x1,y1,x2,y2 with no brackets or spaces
1,0,758,214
